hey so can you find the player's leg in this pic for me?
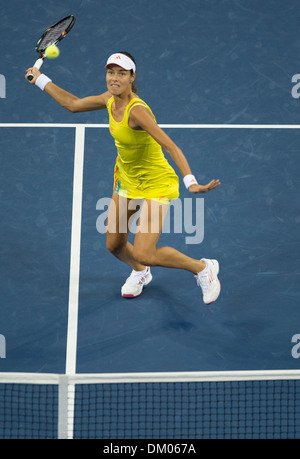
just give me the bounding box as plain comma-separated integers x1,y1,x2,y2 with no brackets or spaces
106,193,153,298
132,199,205,273
106,192,145,271
132,199,221,304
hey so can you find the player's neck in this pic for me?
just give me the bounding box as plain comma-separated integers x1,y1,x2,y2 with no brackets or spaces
113,90,135,107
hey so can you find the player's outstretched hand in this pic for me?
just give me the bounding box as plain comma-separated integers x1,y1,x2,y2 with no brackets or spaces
25,67,41,84
189,179,220,193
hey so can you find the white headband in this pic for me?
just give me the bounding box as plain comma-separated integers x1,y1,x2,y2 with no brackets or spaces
105,53,136,73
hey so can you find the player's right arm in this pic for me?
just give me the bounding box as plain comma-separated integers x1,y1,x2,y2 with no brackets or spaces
25,67,111,112
45,83,111,112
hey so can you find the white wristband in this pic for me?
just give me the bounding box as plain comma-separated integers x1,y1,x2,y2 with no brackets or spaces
183,174,198,189
35,74,52,91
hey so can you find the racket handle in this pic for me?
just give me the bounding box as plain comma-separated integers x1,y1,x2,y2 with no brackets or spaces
27,57,44,81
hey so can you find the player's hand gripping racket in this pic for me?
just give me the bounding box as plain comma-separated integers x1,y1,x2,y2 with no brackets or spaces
27,15,76,81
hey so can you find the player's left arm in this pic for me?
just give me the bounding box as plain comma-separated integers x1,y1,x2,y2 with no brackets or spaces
129,105,220,193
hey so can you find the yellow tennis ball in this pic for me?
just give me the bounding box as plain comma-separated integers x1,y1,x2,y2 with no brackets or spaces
45,45,60,59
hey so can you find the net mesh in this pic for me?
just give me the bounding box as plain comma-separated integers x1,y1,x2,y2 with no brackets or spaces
0,376,299,439
73,380,300,439
0,383,58,439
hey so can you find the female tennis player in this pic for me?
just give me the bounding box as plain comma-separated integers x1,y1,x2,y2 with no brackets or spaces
25,51,221,304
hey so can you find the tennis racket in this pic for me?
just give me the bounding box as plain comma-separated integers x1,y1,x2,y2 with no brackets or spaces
27,15,76,81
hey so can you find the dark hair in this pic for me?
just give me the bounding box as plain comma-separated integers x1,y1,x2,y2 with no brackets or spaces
117,51,138,94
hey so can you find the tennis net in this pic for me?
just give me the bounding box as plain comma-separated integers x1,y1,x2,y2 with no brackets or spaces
0,370,299,439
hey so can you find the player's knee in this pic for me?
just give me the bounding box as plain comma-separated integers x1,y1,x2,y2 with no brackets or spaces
133,247,153,266
106,237,125,256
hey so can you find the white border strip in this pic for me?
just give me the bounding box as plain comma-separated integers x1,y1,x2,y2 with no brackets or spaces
58,375,69,439
160,124,300,129
65,126,85,376
67,369,300,384
1,370,300,385
0,372,60,384
2,123,300,129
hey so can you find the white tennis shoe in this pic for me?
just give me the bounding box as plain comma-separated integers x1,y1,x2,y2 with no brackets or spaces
195,258,221,305
121,267,152,298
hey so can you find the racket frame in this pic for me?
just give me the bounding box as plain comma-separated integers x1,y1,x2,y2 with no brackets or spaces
27,15,76,81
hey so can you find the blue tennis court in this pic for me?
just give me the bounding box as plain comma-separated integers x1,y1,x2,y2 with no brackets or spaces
0,0,300,439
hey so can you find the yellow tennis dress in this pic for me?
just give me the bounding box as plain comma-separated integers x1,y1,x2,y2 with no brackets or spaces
107,97,179,203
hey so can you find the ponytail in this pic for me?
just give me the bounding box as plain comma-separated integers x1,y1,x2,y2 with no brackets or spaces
118,51,138,94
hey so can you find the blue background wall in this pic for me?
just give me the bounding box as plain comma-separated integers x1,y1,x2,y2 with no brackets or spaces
0,0,299,373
